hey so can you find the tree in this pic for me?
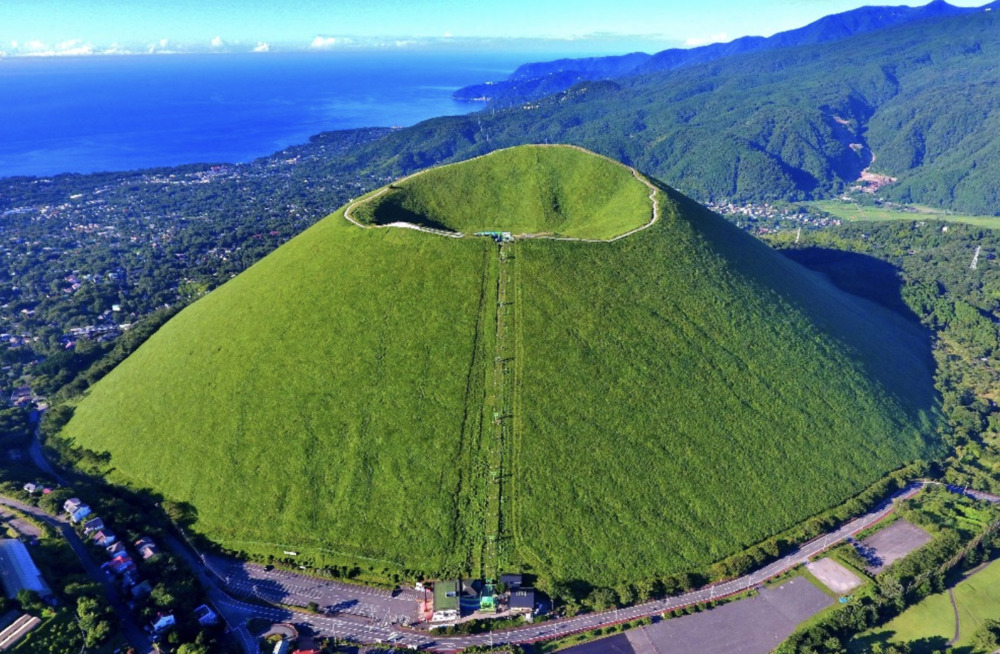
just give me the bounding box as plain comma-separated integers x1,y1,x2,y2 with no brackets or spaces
586,587,617,611
177,645,211,654
972,618,1000,653
16,589,42,612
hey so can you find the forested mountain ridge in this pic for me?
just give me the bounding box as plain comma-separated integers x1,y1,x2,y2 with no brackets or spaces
325,7,1000,214
454,0,988,104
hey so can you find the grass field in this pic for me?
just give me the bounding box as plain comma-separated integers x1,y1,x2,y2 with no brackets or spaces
511,187,938,585
7,608,119,654
65,211,495,575
852,558,1000,652
807,200,1000,228
351,145,653,240
64,146,940,587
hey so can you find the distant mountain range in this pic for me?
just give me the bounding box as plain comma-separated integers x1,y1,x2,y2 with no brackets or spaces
454,0,995,104
296,2,1000,214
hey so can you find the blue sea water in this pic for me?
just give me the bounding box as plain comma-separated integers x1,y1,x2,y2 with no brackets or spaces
0,51,538,178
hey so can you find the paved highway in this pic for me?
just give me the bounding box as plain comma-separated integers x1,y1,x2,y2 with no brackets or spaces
18,438,1000,654
155,480,1000,653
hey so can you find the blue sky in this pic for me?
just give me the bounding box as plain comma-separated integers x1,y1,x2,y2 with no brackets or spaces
0,0,990,56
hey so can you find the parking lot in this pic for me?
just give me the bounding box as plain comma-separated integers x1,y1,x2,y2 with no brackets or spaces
564,576,834,654
857,520,932,574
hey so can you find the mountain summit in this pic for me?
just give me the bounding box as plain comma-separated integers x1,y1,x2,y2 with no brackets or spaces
63,145,938,586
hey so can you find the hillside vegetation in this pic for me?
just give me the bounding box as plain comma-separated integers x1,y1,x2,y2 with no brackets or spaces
454,1,978,103
62,147,939,587
64,209,495,575
512,186,938,585
307,8,1000,215
350,145,652,240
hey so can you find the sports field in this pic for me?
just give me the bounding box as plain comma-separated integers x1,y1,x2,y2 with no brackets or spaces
852,558,1000,651
807,200,1000,228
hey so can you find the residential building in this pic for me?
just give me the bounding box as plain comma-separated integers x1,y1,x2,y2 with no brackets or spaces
135,537,160,559
92,530,116,546
432,579,460,622
69,505,92,523
500,573,523,590
63,498,83,513
510,588,535,615
82,517,104,534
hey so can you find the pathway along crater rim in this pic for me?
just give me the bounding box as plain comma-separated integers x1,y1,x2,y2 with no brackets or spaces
341,144,661,243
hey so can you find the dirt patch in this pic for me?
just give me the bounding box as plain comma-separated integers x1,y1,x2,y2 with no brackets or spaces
805,558,862,595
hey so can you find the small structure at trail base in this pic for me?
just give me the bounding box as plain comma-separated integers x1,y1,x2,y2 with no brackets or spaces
475,231,513,243
480,582,497,613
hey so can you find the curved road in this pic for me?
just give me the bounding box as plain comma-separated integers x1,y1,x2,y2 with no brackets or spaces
24,422,1000,652
155,480,1000,653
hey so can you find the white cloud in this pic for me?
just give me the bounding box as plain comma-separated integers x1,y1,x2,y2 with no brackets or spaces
252,41,271,52
102,43,131,55
395,40,417,48
684,32,731,47
58,40,95,56
310,36,338,49
211,35,225,48
10,40,18,48
443,32,453,38
159,38,169,47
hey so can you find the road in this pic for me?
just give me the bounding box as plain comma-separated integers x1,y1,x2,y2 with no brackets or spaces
22,424,1000,654
0,495,155,654
28,419,70,487
149,480,1000,653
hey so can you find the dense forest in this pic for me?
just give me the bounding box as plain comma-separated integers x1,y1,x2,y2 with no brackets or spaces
769,220,1000,496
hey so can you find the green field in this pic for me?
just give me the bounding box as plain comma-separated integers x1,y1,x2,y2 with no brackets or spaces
808,200,1000,229
63,146,940,587
852,558,1000,652
66,210,495,575
511,188,938,585
351,145,653,240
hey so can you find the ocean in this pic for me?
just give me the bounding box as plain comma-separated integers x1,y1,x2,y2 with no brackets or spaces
0,51,539,179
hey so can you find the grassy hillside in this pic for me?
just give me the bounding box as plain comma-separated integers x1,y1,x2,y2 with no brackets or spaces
511,186,938,585
64,208,495,575
350,145,652,240
63,147,940,586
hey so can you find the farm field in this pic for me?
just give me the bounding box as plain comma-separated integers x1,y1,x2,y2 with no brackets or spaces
852,558,1000,652
807,200,1000,228
63,146,940,587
